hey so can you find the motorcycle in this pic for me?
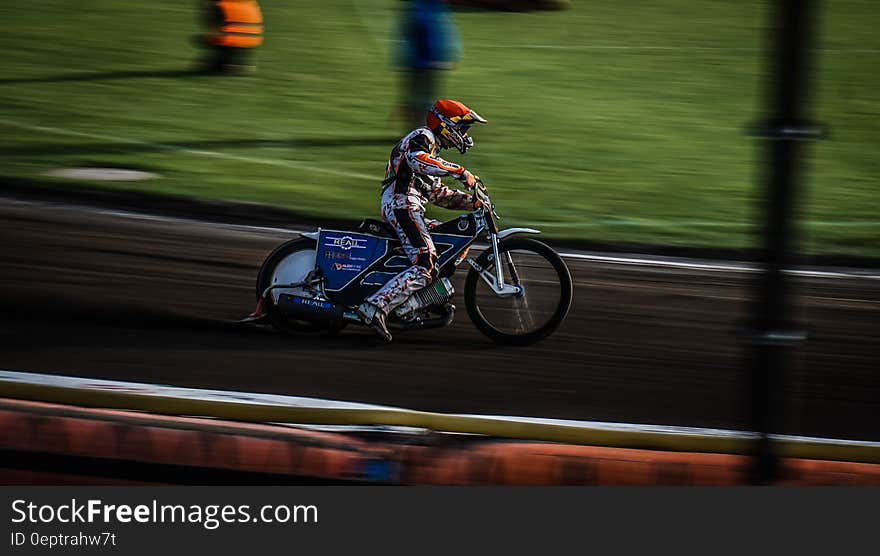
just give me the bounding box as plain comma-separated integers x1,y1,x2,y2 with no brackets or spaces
243,183,572,345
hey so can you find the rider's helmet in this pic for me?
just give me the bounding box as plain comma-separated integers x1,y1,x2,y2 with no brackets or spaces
427,99,487,154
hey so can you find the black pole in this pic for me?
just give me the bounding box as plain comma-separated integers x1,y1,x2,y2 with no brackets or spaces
747,0,821,483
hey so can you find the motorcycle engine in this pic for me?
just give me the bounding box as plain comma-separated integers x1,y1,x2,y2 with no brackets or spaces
393,277,455,318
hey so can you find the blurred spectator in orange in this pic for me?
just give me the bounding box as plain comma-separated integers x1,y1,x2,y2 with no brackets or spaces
394,0,463,130
198,0,264,75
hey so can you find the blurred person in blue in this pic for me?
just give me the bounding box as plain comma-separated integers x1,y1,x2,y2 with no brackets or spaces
394,0,463,129
197,0,264,74
357,99,486,342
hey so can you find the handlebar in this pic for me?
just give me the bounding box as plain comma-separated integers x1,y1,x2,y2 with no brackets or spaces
473,180,500,225
475,181,490,204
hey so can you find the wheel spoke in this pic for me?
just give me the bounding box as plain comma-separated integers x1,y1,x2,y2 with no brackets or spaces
465,239,571,344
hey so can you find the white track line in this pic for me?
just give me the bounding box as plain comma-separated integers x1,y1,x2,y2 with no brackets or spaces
3,370,878,448
3,195,879,280
554,251,880,280
0,119,375,181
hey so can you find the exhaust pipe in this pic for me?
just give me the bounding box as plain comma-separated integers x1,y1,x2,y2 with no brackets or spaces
276,294,345,324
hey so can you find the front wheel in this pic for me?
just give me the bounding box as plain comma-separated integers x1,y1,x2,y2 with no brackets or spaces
464,237,572,346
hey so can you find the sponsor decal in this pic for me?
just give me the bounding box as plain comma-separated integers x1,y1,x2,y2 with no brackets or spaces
334,262,363,272
324,251,367,262
324,236,368,250
293,297,331,309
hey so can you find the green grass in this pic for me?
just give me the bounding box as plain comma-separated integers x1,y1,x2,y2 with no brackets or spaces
1,1,878,256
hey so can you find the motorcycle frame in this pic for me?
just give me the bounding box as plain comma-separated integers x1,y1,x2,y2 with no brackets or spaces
271,204,541,318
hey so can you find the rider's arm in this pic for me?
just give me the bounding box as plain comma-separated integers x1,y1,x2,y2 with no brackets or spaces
404,132,479,210
404,133,475,185
426,182,477,211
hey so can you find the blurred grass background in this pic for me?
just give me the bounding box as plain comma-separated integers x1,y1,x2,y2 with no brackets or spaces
0,0,877,256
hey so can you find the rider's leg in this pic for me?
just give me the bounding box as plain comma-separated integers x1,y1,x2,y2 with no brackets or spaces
364,253,434,312
358,204,437,340
369,206,437,313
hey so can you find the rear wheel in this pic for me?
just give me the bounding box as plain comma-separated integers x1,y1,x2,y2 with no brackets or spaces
255,238,346,334
464,237,572,345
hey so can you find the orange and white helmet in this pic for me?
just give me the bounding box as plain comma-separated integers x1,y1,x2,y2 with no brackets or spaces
427,99,487,154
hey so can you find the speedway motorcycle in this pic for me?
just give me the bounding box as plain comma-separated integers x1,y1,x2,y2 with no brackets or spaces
244,183,572,345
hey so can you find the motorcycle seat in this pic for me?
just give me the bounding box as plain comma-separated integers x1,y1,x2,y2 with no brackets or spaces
358,218,397,239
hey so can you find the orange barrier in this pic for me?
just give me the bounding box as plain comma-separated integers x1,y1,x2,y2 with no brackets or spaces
397,442,880,485
2,398,878,485
0,399,380,484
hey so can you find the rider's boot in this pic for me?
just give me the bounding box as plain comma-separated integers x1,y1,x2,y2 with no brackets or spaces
356,302,393,343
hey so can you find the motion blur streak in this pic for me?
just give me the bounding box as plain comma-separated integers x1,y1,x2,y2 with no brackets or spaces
0,119,375,180
0,201,876,441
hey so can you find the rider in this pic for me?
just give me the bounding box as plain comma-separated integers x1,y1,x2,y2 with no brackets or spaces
356,98,487,342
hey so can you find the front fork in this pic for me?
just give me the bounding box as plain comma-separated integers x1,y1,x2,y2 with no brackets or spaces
467,232,523,297
491,232,506,290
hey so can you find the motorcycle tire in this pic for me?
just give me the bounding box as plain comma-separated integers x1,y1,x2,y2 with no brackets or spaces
464,237,572,346
255,237,347,335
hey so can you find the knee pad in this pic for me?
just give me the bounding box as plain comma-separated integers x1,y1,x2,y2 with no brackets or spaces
414,252,438,281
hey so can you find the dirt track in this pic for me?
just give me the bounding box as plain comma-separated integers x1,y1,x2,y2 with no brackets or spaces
1,197,877,441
